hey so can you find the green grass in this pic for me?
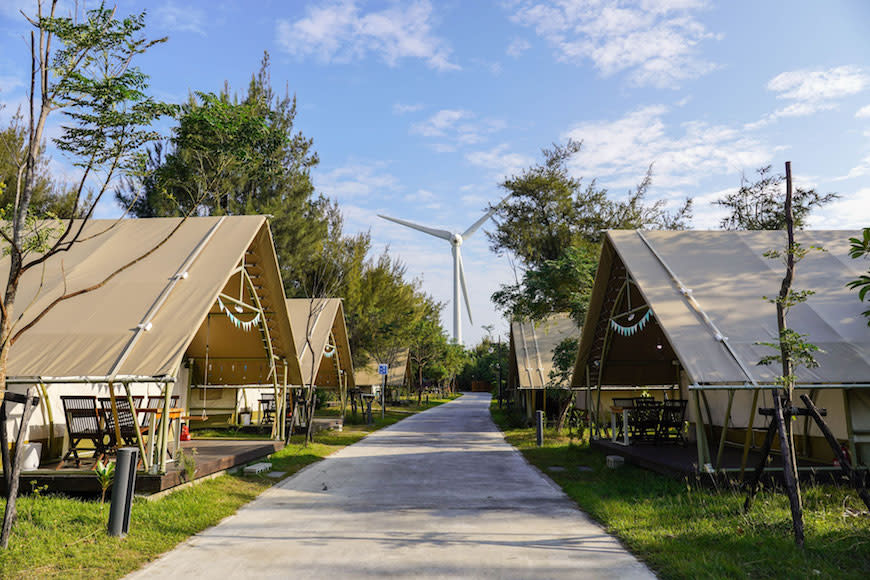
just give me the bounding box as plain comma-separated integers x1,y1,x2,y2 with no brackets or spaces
491,404,870,579
0,395,459,579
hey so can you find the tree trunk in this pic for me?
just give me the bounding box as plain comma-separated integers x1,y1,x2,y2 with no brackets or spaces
1,387,38,549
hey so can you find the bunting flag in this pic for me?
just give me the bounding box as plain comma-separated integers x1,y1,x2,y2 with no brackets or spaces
217,296,261,332
610,309,653,337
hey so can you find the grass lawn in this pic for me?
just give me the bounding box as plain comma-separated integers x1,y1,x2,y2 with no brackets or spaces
491,403,870,579
0,395,459,579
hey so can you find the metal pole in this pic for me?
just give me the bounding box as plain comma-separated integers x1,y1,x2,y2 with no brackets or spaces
382,374,386,419
535,410,544,447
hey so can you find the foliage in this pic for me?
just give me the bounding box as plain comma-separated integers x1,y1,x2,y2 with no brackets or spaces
757,242,823,390
116,52,330,289
0,111,79,218
847,228,870,325
177,448,198,483
407,299,449,399
548,336,579,387
492,243,598,323
94,459,115,504
716,165,838,230
457,335,508,390
488,140,692,269
489,140,691,324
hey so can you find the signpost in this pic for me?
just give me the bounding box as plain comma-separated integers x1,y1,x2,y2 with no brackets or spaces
378,364,388,419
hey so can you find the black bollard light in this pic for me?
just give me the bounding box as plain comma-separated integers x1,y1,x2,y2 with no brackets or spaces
108,447,139,537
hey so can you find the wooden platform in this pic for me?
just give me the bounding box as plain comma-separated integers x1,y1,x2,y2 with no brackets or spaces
591,438,833,480
3,439,283,496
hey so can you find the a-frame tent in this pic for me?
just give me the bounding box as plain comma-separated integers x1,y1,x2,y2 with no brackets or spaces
572,229,870,473
355,349,411,397
286,298,355,395
2,216,301,472
508,312,581,420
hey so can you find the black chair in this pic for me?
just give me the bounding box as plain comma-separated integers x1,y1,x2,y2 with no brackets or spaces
631,398,662,443
259,393,276,425
657,399,688,444
60,396,107,466
99,397,143,449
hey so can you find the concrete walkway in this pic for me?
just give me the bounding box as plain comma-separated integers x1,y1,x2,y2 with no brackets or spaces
129,393,654,579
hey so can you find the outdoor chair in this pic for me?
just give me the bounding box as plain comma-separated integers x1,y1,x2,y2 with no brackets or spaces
610,398,635,440
99,397,143,450
630,398,662,443
60,395,108,467
657,399,688,445
259,393,276,425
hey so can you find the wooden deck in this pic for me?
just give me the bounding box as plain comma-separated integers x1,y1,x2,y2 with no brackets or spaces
3,439,283,496
591,438,834,480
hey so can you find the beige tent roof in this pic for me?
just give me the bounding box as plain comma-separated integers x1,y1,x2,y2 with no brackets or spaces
355,349,410,388
572,230,870,387
510,313,580,389
1,216,300,383
286,298,354,388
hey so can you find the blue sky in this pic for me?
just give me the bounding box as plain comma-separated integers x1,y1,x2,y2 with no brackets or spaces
2,1,870,346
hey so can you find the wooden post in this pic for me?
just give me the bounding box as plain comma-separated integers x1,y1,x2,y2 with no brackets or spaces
1,387,39,548
800,394,870,511
716,390,735,470
0,400,10,490
744,420,778,512
740,388,761,480
773,394,805,547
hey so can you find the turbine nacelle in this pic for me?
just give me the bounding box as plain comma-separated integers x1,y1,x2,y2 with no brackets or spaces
377,193,510,343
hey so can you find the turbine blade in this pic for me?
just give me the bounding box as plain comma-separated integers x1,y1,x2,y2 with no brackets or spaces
457,248,473,325
461,194,511,239
378,214,452,241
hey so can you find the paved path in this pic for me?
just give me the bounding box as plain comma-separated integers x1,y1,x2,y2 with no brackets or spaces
129,393,654,579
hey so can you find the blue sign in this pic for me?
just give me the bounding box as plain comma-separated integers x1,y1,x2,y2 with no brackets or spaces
377,364,388,375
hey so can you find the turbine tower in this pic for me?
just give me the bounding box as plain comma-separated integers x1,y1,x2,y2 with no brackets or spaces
379,197,507,344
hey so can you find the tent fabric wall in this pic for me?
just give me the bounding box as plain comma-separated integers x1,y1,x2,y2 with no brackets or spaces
578,230,870,386
509,313,580,390
286,298,354,389
1,216,299,382
355,349,410,388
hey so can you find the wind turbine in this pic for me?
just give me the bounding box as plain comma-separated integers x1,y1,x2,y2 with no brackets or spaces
379,196,508,344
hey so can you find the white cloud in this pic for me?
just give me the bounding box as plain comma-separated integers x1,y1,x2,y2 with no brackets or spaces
752,66,870,126
466,144,534,180
835,153,870,181
810,188,870,229
506,37,531,57
508,0,717,88
856,104,870,119
315,161,399,199
392,102,424,115
564,105,776,189
156,2,207,35
276,0,458,71
411,109,506,149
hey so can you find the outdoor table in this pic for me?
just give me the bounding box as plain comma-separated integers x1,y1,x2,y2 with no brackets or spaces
137,407,184,472
610,405,631,446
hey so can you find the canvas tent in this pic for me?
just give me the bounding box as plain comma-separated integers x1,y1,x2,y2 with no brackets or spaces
572,229,870,472
508,313,581,419
355,349,411,397
286,298,354,395
1,216,301,472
